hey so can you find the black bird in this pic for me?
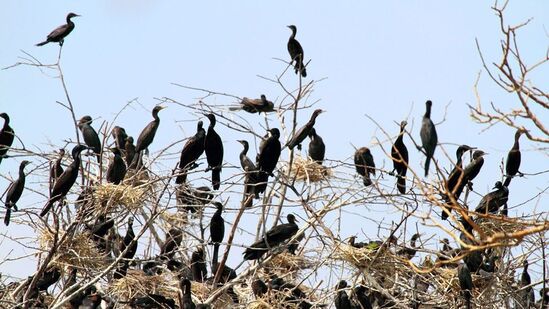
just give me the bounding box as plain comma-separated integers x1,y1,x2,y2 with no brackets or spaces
437,238,460,268
135,105,166,154
0,113,15,166
458,263,473,309
353,285,373,309
112,126,128,154
243,214,299,260
354,147,376,187
89,215,115,251
396,233,420,260
50,148,65,187
160,228,183,259
269,276,312,308
40,145,88,217
106,148,127,184
459,217,484,273
257,128,282,175
175,120,206,184
190,247,207,283
210,202,225,265
474,181,509,214
504,128,525,187
180,278,195,309
237,140,256,172
3,160,31,226
460,149,486,193
391,120,409,194
237,140,260,199
286,109,323,150
120,217,137,260
36,12,80,46
308,128,325,164
442,144,474,220
252,279,268,298
347,236,367,249
287,25,307,77
129,294,176,309
211,261,237,284
177,184,213,214
36,266,61,292
516,260,535,308
78,116,102,162
204,114,224,190
124,136,136,168
230,95,275,114
420,100,438,177
334,280,352,309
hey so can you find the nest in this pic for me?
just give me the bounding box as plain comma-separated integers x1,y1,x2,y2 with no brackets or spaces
234,280,320,309
334,243,400,272
289,156,332,182
93,183,149,213
160,211,189,229
38,228,108,270
262,252,314,274
476,217,527,239
108,270,233,308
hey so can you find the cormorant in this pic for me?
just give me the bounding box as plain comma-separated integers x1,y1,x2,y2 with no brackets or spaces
0,113,15,166
135,105,166,153
36,266,61,292
230,95,275,114
420,100,438,177
124,136,136,168
50,148,65,187
4,160,31,226
160,228,183,260
460,150,486,193
347,236,367,248
120,217,137,260
354,147,376,187
210,202,225,265
176,184,213,214
396,233,420,260
287,25,307,77
334,280,352,309
204,114,224,190
180,278,196,309
308,128,325,164
252,279,268,298
243,214,299,260
437,238,460,268
129,293,176,309
190,247,207,282
237,140,256,172
40,144,88,217
257,128,281,177
36,13,80,46
504,128,525,187
269,276,312,308
106,147,127,184
286,109,323,150
457,263,473,309
474,181,509,214
78,116,102,162
516,260,535,308
88,215,114,251
391,120,409,194
353,285,373,309
442,144,474,220
237,140,260,199
175,120,206,184
112,126,128,154
459,217,483,273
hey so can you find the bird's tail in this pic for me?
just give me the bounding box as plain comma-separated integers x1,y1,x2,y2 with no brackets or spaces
229,106,242,111
424,156,431,177
503,176,512,187
175,171,187,185
396,175,406,194
212,169,221,190
40,200,54,217
465,293,471,309
294,60,307,78
4,208,11,226
363,176,372,187
36,41,48,46
441,206,450,220
212,244,220,265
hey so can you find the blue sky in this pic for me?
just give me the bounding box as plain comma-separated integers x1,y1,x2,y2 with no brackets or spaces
1,1,548,288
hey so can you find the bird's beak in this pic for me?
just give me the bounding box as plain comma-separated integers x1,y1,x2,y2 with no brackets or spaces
159,105,167,110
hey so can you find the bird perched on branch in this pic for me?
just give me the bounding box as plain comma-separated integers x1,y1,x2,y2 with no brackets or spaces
286,109,323,150
160,228,183,260
180,278,196,309
41,144,88,217
458,263,473,309
176,120,206,184
442,144,474,220
230,95,275,114
204,114,224,190
504,128,525,187
0,113,15,166
308,128,325,164
397,233,420,260
210,202,225,265
460,149,486,192
36,12,80,46
287,25,307,78
3,160,31,226
111,126,128,154
474,181,509,215
78,116,102,162
135,105,166,156
124,136,136,168
106,147,126,184
420,100,438,177
244,214,299,260
391,120,409,194
191,247,207,283
354,147,376,187
257,128,282,175
334,280,352,309
49,148,65,187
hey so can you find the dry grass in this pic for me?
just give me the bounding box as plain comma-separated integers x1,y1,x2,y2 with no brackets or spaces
93,183,149,213
289,156,332,183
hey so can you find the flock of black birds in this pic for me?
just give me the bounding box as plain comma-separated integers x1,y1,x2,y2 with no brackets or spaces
0,11,545,309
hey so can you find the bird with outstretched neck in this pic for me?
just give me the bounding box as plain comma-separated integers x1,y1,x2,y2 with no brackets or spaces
420,100,438,177
0,113,15,166
175,120,206,184
287,25,307,77
504,128,525,187
204,114,224,190
391,120,409,194
36,13,80,46
4,160,31,226
286,109,323,150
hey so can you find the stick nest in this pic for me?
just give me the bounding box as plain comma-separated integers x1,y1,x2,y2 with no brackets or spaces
38,228,108,270
289,156,332,183
93,183,149,213
262,252,314,274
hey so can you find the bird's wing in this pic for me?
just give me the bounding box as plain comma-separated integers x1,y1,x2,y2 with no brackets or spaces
47,24,69,40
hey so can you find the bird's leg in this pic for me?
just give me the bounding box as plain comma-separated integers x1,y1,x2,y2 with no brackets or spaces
517,171,524,177
388,169,396,177
297,144,302,151
59,40,64,47
467,181,474,191
416,145,423,152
